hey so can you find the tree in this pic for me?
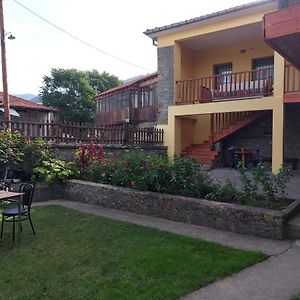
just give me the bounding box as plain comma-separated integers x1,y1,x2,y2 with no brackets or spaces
86,70,121,94
40,68,121,123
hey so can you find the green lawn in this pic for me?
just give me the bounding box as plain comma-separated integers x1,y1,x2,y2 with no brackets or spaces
0,206,265,300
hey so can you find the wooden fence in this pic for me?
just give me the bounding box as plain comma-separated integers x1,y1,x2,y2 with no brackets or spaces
0,120,164,145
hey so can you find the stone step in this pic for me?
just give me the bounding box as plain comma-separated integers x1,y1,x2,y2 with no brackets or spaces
287,212,300,239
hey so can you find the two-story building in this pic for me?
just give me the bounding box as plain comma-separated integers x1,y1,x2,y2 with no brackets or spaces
94,73,158,127
144,0,300,172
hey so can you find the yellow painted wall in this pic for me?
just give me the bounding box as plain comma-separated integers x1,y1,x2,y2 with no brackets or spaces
180,117,195,150
191,115,211,144
181,47,195,80
192,40,274,79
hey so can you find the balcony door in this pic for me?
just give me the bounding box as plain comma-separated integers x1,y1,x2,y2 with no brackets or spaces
214,63,232,91
252,56,274,81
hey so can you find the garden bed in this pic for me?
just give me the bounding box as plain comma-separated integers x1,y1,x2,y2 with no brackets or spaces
64,180,300,240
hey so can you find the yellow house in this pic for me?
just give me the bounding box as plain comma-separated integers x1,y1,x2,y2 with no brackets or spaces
144,0,300,172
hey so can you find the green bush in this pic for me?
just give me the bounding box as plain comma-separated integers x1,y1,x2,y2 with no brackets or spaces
291,293,300,300
85,151,229,199
32,157,77,184
237,162,290,207
0,129,76,183
0,129,25,178
83,151,290,209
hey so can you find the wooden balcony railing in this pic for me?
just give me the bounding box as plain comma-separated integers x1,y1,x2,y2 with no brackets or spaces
176,68,274,105
0,120,164,145
285,64,300,93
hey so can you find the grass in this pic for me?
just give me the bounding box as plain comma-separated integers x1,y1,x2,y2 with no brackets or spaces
292,293,300,300
0,205,266,300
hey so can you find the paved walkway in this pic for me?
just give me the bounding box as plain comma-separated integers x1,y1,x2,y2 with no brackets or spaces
208,168,300,201
34,200,300,300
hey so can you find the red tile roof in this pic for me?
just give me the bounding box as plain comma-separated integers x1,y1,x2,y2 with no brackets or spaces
0,92,57,112
95,72,158,100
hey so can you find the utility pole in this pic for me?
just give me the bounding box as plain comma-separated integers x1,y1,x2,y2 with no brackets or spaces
0,0,11,129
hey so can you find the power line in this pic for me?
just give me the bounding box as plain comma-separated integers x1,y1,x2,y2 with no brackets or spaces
11,0,154,72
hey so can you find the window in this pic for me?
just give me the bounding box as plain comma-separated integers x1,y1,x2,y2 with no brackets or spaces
252,57,274,81
214,63,232,88
131,90,138,108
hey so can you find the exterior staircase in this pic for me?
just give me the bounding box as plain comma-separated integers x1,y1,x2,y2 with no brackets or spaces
181,141,218,167
181,111,266,167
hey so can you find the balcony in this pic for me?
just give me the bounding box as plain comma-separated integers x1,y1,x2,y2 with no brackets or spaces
176,68,273,105
263,2,300,70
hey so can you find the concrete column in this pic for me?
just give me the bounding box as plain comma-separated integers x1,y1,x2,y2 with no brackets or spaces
272,103,284,173
273,51,285,98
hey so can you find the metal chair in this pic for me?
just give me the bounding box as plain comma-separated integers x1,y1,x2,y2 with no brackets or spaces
1,183,36,241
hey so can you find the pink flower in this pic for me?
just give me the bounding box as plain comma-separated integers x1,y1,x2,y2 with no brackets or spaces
101,173,106,177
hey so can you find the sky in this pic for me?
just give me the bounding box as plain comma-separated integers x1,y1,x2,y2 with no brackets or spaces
2,0,258,95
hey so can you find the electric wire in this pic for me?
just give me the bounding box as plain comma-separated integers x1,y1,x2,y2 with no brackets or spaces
11,0,154,72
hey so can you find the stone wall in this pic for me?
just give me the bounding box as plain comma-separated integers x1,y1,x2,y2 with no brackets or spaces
223,106,300,169
64,180,297,239
52,144,167,162
11,181,64,202
157,46,174,124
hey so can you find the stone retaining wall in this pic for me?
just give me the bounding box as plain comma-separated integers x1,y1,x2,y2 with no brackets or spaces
64,180,299,239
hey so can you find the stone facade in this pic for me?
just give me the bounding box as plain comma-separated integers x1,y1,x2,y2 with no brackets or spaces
157,46,174,124
223,105,300,169
224,113,273,159
11,181,64,202
64,180,298,239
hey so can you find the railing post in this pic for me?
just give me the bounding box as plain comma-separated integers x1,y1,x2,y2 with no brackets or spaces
123,118,129,145
210,114,214,150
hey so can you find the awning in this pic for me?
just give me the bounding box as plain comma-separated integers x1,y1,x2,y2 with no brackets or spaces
0,107,20,117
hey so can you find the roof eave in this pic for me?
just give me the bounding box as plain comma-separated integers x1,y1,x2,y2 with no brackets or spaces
144,0,277,39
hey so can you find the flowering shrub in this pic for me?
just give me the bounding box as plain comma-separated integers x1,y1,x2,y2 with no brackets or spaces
84,150,234,199
82,150,290,208
75,141,104,176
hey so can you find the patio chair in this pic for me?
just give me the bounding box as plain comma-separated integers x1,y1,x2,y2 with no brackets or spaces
1,183,36,241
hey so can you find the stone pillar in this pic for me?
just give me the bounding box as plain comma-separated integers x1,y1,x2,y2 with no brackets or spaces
157,46,174,125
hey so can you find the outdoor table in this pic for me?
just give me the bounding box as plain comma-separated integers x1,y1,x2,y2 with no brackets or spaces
235,148,253,167
0,191,24,241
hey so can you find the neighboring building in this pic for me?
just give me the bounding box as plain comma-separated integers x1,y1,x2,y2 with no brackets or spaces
0,93,58,122
144,0,300,172
94,73,158,127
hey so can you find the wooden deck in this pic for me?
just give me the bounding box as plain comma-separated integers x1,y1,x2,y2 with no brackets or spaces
263,3,300,70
